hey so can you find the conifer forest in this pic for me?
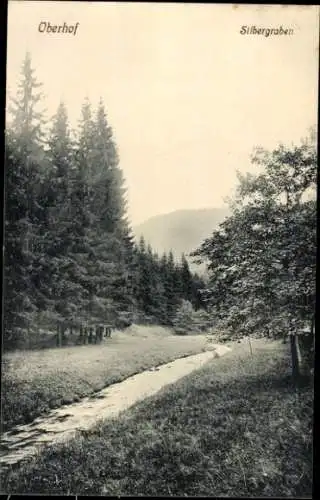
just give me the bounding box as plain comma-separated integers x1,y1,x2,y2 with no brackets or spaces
4,53,206,351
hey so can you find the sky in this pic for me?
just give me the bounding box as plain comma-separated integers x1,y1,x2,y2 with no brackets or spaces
6,1,319,226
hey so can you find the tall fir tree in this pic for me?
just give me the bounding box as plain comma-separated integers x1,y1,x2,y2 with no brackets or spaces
72,98,135,327
4,52,46,348
8,52,46,151
38,102,85,339
91,99,135,318
147,246,167,323
162,251,180,324
180,253,193,302
73,98,99,327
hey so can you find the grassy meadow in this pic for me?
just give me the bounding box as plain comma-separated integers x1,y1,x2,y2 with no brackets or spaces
1,325,208,432
1,337,313,497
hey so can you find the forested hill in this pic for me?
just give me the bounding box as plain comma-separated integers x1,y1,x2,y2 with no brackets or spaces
133,208,230,270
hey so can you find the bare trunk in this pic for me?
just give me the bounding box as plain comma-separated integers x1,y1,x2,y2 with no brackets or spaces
57,323,62,348
61,325,67,345
88,327,93,344
301,314,315,377
310,315,315,377
290,333,301,385
83,327,88,345
79,325,83,344
28,326,31,350
248,335,253,356
97,325,103,343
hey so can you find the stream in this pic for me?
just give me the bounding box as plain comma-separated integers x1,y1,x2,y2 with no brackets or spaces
0,344,231,469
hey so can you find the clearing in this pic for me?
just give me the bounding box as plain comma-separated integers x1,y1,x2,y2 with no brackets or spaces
0,344,231,469
2,325,210,431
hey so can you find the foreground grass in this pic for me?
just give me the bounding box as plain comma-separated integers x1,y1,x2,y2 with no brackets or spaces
1,325,207,431
1,339,313,496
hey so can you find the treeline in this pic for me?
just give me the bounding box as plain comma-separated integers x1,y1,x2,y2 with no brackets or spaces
134,237,205,325
4,53,205,350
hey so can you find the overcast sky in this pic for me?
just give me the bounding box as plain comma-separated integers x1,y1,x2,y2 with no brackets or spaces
6,2,319,225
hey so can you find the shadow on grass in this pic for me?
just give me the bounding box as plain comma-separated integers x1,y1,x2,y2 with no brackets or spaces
241,372,313,392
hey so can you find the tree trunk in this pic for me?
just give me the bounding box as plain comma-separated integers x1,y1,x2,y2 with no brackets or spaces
310,315,315,377
311,314,314,336
88,327,93,344
97,325,103,343
61,325,67,345
84,326,88,345
28,326,31,350
290,333,302,385
57,323,62,348
79,325,83,344
248,335,253,356
301,314,315,377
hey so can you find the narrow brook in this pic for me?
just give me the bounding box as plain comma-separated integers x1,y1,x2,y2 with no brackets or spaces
0,344,231,469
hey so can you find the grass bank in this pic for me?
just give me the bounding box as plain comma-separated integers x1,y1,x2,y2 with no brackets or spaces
1,325,207,431
1,338,313,496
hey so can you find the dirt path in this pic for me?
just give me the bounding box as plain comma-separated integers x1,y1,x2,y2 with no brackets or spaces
0,344,231,469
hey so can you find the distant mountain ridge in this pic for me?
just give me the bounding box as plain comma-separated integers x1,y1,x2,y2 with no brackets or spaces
133,207,230,273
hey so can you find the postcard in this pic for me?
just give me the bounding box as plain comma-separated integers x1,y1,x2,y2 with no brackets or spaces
2,1,318,497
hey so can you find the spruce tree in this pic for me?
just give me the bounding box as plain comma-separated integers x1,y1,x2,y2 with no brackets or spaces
92,99,126,231
135,237,151,316
73,98,135,329
162,251,181,324
180,254,193,302
73,98,98,328
39,102,84,340
4,52,46,348
148,247,167,323
8,52,46,151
